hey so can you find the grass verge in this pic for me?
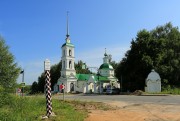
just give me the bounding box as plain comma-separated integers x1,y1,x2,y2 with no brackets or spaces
161,87,180,95
0,94,114,121
0,94,87,121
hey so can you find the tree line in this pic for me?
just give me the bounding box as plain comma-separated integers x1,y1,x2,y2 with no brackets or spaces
0,22,179,94
115,22,180,91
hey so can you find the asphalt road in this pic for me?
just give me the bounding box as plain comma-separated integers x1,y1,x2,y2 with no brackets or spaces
55,94,180,105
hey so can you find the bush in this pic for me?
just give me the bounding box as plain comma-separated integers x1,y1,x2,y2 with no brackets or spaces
0,92,13,108
0,85,14,108
162,85,180,94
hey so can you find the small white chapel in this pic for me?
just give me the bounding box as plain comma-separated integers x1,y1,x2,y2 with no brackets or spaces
145,69,161,93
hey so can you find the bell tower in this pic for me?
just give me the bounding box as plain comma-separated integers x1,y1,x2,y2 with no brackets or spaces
61,12,76,78
57,12,77,93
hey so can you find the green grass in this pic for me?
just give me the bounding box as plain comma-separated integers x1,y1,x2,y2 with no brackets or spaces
140,86,180,95
0,94,87,121
161,87,180,95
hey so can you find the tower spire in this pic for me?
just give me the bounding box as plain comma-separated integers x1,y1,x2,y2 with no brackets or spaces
104,48,107,56
66,11,69,38
65,11,70,43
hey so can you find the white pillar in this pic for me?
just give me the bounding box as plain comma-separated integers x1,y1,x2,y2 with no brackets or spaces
94,83,96,93
86,83,88,93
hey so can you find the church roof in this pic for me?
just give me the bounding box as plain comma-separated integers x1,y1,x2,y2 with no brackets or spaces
99,63,113,70
76,74,90,81
61,42,74,48
76,74,116,82
146,69,161,81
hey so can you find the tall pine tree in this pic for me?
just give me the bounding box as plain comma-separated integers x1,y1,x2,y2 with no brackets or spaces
0,36,20,91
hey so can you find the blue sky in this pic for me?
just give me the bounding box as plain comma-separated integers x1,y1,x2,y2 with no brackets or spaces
0,0,180,85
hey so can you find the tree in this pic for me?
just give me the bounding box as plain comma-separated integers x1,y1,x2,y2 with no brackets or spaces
75,60,91,74
50,61,62,89
34,61,61,93
110,61,118,71
37,73,45,93
0,36,20,91
116,22,180,91
30,81,38,94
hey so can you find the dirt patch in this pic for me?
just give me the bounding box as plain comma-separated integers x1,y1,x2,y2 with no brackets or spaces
131,90,144,95
64,100,115,110
85,101,180,121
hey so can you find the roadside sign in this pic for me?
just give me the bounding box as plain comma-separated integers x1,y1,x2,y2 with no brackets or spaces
60,85,63,89
21,82,26,87
44,59,50,71
60,84,65,89
17,88,21,93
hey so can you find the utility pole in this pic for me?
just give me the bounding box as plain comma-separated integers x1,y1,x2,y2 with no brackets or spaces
20,70,25,96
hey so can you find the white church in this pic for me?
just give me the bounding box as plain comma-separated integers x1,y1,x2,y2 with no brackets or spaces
53,15,120,93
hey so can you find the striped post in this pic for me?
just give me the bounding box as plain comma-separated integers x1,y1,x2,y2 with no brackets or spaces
44,59,52,117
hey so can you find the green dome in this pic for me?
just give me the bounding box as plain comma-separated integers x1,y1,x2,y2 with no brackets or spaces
61,43,74,48
99,63,113,70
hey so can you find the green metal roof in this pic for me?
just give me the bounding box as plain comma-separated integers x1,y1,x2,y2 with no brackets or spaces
95,76,109,82
76,74,117,82
76,74,90,81
61,42,74,48
99,63,113,70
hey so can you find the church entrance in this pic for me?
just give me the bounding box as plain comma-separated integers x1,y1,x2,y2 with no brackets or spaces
89,82,94,93
70,83,74,92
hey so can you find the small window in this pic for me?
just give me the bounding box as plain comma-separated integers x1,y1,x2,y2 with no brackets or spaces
69,50,72,56
69,61,72,69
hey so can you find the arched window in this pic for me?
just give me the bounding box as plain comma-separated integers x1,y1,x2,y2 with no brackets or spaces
69,61,72,69
69,49,72,56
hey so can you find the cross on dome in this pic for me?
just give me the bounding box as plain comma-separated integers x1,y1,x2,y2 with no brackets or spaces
104,48,108,57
